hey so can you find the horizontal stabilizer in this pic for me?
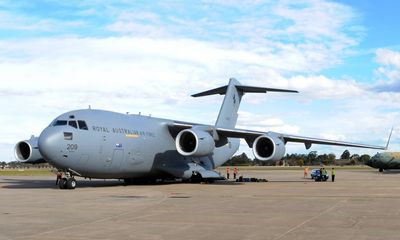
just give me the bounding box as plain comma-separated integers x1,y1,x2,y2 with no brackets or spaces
191,85,228,97
191,82,298,97
237,85,298,94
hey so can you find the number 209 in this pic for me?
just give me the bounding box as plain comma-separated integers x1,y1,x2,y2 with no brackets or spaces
67,144,78,151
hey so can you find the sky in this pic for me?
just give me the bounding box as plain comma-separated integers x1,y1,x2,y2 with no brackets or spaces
1,0,400,162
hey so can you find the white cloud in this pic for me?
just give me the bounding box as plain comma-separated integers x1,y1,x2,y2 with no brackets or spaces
237,111,300,134
374,49,400,87
0,11,86,32
372,49,400,92
287,75,364,99
376,48,400,69
273,0,358,40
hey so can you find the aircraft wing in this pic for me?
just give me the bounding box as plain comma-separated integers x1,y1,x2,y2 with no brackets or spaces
169,122,387,150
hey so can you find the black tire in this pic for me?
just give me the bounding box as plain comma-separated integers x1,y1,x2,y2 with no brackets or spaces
66,178,76,189
379,168,383,172
123,178,133,185
58,178,67,189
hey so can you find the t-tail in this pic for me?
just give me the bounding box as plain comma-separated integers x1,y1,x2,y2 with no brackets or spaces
191,78,298,128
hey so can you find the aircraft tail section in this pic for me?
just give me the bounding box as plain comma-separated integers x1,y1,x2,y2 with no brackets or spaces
192,78,298,128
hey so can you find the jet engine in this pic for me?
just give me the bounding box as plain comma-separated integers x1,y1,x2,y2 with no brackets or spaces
176,129,215,157
14,136,46,164
252,135,285,161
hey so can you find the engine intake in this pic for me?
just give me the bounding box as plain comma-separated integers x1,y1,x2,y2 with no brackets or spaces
252,135,285,161
14,136,46,164
176,129,215,156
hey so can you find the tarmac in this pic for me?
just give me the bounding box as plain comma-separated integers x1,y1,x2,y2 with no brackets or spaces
1,168,400,240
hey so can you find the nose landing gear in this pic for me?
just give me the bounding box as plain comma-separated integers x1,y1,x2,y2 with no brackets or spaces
57,171,77,189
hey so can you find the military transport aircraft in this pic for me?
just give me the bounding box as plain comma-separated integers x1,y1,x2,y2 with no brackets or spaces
366,152,400,172
15,78,388,189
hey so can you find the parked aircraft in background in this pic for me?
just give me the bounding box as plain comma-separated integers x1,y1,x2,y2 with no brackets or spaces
367,152,400,172
15,78,388,189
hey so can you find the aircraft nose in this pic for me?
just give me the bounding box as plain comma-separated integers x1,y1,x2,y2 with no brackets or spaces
38,127,64,166
366,155,378,168
365,158,373,167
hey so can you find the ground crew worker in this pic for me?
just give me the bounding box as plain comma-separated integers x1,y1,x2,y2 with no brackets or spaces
322,168,327,181
331,167,335,182
233,168,238,179
226,168,230,179
304,167,309,178
318,168,323,181
56,172,62,185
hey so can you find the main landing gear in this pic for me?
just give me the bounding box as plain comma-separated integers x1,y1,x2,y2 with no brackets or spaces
58,172,77,190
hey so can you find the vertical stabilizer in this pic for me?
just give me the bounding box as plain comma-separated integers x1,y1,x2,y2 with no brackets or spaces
191,78,298,128
215,78,242,128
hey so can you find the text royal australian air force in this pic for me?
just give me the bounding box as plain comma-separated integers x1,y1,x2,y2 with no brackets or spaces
91,125,156,138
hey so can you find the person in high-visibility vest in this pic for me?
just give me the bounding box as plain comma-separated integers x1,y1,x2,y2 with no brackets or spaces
331,168,335,182
322,168,327,181
304,167,309,178
226,168,230,179
233,168,238,179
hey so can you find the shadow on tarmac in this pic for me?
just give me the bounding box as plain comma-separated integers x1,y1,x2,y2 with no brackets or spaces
382,170,400,174
0,178,244,189
0,178,124,189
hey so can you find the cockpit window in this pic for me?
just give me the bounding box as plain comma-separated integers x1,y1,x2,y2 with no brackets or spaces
68,121,77,129
78,120,88,130
53,120,67,126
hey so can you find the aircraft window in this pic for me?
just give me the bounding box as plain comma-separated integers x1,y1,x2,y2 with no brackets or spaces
53,120,67,126
68,121,78,129
64,132,73,140
78,120,88,130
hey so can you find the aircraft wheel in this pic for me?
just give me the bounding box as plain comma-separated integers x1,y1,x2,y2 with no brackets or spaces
58,178,67,189
123,178,133,185
66,178,76,189
379,168,383,172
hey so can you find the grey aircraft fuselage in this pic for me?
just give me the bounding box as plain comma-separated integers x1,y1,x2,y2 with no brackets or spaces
16,78,388,189
39,109,239,179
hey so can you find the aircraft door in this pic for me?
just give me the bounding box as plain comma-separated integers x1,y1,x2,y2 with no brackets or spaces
109,149,124,171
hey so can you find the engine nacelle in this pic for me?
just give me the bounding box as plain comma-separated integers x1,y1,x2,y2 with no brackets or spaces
14,136,46,164
176,129,215,157
252,135,286,161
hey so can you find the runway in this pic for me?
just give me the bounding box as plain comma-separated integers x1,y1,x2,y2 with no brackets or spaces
1,169,400,240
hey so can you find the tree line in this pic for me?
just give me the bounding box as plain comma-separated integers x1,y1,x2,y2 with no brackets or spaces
222,150,372,166
1,161,51,169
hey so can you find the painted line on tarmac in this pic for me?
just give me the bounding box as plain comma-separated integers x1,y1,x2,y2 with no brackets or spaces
272,198,347,240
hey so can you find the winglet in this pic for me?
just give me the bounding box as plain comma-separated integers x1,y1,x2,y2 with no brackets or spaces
385,127,394,150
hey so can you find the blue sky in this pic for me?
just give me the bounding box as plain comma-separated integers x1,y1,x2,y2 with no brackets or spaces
1,0,400,162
